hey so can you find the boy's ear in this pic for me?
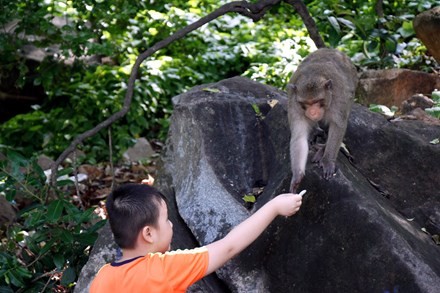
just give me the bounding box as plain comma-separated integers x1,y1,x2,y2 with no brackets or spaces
141,226,154,243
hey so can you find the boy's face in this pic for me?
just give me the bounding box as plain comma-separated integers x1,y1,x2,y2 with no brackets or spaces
155,199,173,253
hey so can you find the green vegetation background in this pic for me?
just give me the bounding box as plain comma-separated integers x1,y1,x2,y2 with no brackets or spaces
1,0,437,162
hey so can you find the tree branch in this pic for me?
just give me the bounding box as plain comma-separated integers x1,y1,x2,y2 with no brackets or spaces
286,0,326,48
49,0,284,188
0,91,39,101
375,0,387,57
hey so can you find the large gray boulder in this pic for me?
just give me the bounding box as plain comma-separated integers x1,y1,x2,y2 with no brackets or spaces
76,76,440,293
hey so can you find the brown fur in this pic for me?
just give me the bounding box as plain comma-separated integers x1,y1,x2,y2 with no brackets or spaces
287,48,358,192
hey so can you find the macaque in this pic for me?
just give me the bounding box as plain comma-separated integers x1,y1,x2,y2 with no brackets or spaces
287,48,358,192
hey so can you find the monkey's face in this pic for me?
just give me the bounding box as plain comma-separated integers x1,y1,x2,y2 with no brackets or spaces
301,100,325,122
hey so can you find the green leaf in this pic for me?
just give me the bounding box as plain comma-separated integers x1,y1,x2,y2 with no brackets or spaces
39,239,55,256
74,207,95,223
53,254,65,269
57,167,73,177
432,90,440,102
5,150,27,166
242,194,256,203
25,238,39,254
425,107,440,119
87,219,107,234
47,200,64,222
15,266,32,279
429,138,439,145
0,285,14,293
369,104,395,117
337,17,355,30
75,232,99,246
60,229,74,243
3,188,16,202
327,16,341,34
56,179,74,187
5,266,31,288
251,104,261,115
30,159,47,183
397,21,414,38
60,267,76,286
202,87,220,93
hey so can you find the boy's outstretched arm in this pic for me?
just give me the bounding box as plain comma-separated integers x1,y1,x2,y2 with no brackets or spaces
205,193,302,275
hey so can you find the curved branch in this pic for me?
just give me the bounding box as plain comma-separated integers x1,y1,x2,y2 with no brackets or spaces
49,0,283,188
0,91,39,101
286,0,326,48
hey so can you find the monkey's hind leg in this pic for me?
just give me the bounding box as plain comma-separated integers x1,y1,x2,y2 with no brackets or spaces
311,143,338,180
309,125,327,145
311,143,325,163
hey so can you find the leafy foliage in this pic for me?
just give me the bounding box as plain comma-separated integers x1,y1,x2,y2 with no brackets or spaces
306,0,440,69
1,0,437,162
369,104,398,117
426,90,440,119
0,150,105,291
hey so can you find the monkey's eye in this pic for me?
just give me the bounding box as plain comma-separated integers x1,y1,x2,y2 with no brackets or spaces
299,103,307,110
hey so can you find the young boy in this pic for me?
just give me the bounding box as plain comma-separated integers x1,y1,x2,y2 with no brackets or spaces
90,183,302,292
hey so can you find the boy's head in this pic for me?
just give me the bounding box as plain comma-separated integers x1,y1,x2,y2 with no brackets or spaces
105,183,170,250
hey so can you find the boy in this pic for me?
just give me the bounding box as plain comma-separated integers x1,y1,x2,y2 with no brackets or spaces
90,183,302,292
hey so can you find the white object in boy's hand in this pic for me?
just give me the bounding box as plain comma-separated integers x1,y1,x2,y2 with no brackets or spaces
299,190,307,197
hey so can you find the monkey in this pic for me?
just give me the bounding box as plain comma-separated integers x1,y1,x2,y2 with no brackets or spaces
287,48,358,192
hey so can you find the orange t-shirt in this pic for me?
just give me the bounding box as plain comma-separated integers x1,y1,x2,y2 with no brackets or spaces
90,247,209,293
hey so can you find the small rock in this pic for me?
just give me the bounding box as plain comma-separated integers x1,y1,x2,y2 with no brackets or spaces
122,138,156,162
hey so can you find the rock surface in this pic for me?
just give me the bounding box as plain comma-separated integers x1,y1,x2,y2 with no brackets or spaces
414,6,440,63
122,137,156,162
76,76,440,293
356,69,440,108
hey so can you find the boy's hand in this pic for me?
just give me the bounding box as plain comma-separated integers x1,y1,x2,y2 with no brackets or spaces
206,190,303,275
271,193,303,217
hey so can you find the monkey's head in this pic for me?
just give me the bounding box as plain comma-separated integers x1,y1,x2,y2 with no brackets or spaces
288,79,332,122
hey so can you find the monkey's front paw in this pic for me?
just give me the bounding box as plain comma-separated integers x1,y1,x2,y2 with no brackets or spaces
320,160,336,180
289,183,297,193
290,172,304,193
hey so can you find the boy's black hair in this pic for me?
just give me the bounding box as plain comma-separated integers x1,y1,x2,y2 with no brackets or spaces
105,183,167,249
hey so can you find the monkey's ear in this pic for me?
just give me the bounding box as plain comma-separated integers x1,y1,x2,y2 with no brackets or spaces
324,79,333,90
287,83,297,95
